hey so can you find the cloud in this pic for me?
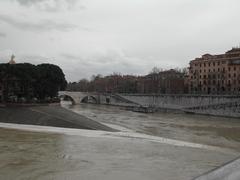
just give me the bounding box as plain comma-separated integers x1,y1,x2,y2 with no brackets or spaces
0,14,77,32
0,51,52,64
0,32,6,38
59,50,155,81
19,55,51,64
1,0,240,82
14,0,85,12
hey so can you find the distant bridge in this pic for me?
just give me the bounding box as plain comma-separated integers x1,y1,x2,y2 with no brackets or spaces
58,91,99,105
58,91,138,106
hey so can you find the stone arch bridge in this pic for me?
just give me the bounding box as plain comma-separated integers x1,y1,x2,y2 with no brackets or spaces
58,91,138,106
58,91,99,105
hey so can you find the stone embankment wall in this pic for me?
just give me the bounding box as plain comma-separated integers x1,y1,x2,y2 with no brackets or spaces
194,157,240,180
98,94,138,107
59,91,240,117
120,94,239,108
117,94,240,118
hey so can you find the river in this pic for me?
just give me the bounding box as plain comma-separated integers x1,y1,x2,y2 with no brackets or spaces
0,102,239,180
64,102,240,151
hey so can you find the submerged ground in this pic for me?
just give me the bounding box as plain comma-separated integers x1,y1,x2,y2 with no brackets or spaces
0,105,115,132
67,103,240,151
0,102,239,180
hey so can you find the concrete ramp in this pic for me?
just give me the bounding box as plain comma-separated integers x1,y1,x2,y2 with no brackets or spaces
194,157,240,180
0,106,116,132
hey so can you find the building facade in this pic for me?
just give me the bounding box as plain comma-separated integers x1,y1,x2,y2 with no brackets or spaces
188,48,240,94
137,69,185,94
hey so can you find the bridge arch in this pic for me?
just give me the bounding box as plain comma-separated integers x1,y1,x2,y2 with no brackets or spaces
59,95,76,105
59,91,98,105
81,96,98,104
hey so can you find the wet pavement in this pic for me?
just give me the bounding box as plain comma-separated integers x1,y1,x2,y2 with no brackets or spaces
0,102,239,180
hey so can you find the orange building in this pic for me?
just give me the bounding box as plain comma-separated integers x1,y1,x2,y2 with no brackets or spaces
188,48,240,94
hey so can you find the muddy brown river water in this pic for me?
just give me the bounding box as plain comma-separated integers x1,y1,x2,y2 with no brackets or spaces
0,102,239,180
66,103,240,151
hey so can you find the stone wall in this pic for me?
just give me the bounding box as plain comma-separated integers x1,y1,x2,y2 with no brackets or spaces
59,91,240,117
120,94,240,108
119,94,240,117
98,94,137,107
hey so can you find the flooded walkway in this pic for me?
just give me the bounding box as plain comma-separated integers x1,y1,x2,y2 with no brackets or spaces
0,102,239,179
0,124,238,180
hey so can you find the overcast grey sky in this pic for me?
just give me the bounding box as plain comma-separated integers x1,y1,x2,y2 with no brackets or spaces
0,0,240,81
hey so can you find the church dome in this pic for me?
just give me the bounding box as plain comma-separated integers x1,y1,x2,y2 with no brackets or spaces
8,55,16,64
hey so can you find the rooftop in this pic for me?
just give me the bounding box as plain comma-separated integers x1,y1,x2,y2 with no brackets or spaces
226,47,240,54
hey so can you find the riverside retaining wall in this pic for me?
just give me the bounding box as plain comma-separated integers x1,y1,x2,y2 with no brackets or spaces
59,91,240,117
115,94,240,117
120,94,240,109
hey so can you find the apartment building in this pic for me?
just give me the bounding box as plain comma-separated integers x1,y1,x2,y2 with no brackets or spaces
188,48,240,94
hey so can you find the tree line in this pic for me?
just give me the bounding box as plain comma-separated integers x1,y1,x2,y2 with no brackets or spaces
0,63,67,102
67,67,187,93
